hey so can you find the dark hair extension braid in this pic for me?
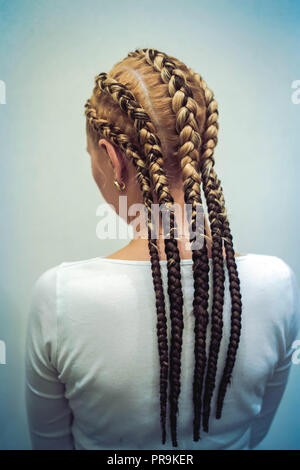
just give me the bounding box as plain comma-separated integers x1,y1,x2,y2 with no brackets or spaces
210,171,242,419
94,75,184,447
190,70,242,425
85,101,169,443
128,48,212,440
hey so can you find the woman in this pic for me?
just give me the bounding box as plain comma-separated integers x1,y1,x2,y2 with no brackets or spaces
25,48,300,450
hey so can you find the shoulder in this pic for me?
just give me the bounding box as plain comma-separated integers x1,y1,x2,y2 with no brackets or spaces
31,256,133,309
240,252,292,272
30,265,59,317
238,253,294,287
33,257,103,287
237,253,298,318
240,253,300,338
30,257,104,308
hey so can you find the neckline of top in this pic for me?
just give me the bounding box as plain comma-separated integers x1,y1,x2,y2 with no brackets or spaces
97,253,253,266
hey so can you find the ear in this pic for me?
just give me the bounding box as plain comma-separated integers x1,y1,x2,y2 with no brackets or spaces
98,138,126,183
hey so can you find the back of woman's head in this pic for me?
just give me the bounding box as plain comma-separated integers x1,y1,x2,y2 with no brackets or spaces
85,48,242,447
86,52,208,183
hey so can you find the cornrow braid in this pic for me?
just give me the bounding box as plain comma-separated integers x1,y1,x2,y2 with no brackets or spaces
94,74,184,447
128,48,211,441
190,70,242,425
85,100,169,443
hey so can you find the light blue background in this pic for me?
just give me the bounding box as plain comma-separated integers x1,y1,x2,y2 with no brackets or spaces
0,0,299,449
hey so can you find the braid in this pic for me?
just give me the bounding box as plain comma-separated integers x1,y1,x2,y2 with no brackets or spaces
200,168,225,432
85,101,169,443
190,70,242,425
211,171,242,419
186,70,226,432
129,48,217,440
130,48,242,434
94,75,184,447
85,49,243,445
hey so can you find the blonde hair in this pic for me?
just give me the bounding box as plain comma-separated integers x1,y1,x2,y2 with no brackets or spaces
85,48,242,447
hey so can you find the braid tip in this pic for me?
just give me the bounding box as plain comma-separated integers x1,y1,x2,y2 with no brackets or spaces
202,417,209,433
193,415,201,442
216,400,223,419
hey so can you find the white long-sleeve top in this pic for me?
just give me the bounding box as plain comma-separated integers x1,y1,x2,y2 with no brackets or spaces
24,253,300,450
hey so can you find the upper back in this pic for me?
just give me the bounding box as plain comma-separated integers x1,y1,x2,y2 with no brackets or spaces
31,253,300,449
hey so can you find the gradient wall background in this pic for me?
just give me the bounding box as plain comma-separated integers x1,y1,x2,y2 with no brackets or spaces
0,0,299,449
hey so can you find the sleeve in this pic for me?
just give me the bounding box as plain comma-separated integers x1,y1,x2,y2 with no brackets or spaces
249,266,300,449
25,266,75,450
